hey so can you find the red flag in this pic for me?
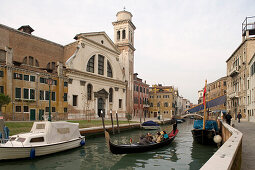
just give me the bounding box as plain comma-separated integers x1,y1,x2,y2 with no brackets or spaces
203,87,206,106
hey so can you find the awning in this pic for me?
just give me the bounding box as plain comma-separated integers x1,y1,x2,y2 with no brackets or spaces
186,95,226,113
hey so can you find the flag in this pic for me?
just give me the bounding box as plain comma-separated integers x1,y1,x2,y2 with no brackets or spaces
203,87,206,106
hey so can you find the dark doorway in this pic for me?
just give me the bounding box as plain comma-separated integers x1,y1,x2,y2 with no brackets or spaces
98,98,105,117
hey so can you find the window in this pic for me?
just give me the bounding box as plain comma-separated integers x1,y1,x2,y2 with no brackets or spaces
117,31,120,40
14,73,22,80
109,88,113,102
98,55,104,75
16,106,21,112
23,88,29,99
157,102,160,107
23,56,27,64
64,107,68,113
73,95,78,106
45,91,50,100
87,84,92,100
52,62,55,70
15,88,21,99
35,59,39,67
122,30,126,39
30,89,35,100
30,137,44,143
136,86,138,92
40,90,44,100
150,103,153,107
64,93,67,102
52,107,56,112
64,82,68,87
107,61,113,77
0,71,4,77
45,107,49,112
40,77,46,84
24,75,29,81
140,87,142,92
119,99,122,108
86,55,95,73
164,102,168,107
0,86,3,93
30,75,35,82
24,106,29,112
53,80,57,85
29,56,34,66
52,92,56,101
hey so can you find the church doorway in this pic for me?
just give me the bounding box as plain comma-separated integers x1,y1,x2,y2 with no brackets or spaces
98,98,105,117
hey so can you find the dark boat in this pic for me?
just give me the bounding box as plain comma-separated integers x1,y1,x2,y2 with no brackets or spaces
105,129,178,154
191,120,218,145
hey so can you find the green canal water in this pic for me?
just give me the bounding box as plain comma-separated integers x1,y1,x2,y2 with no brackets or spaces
0,119,217,170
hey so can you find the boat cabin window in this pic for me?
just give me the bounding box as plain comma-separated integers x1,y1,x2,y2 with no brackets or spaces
10,137,16,141
57,128,70,134
30,137,44,143
17,138,26,142
36,124,45,129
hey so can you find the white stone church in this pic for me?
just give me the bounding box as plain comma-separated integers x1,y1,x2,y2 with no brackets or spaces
65,10,135,119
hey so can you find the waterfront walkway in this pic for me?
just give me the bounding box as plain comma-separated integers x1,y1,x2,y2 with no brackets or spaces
233,120,255,170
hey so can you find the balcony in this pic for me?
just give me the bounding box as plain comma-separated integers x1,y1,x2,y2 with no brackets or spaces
229,91,239,99
229,66,239,77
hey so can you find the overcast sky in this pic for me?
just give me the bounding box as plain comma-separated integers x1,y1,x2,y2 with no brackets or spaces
1,0,255,103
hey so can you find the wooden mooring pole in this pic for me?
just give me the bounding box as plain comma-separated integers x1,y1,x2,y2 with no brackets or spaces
110,110,115,134
101,110,106,132
116,111,120,133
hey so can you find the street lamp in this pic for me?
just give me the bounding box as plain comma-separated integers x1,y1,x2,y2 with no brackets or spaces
47,77,53,121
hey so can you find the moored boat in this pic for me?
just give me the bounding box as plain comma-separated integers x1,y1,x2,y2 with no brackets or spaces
105,129,178,154
0,121,85,160
141,120,160,130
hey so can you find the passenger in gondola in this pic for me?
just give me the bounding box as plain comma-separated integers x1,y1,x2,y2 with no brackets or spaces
146,133,153,142
163,131,169,140
139,135,150,145
154,131,163,143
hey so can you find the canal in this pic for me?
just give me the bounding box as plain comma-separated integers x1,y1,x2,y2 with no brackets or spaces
0,119,217,170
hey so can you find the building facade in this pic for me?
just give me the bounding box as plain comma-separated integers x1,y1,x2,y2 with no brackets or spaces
133,73,149,119
0,25,68,121
148,84,176,119
226,17,255,120
247,53,255,122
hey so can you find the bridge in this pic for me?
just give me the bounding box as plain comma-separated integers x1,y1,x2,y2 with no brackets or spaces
177,113,203,119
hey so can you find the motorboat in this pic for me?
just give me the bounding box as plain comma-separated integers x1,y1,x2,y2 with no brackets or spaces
105,129,179,154
0,121,85,160
141,120,160,130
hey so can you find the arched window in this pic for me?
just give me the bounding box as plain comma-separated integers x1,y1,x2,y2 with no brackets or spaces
23,57,27,64
164,102,168,107
122,30,126,39
87,55,95,73
107,61,113,78
117,31,120,40
46,62,50,70
35,59,39,67
109,88,113,102
29,56,34,66
87,84,93,100
157,102,160,107
98,55,104,75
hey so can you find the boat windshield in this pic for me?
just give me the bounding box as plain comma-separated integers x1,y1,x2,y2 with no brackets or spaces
16,137,26,142
10,137,16,141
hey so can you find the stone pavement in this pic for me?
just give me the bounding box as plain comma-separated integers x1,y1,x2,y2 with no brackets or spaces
232,120,255,170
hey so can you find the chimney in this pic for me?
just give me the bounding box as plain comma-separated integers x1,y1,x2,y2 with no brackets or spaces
18,25,34,34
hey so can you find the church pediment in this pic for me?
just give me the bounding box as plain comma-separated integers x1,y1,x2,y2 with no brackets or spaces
74,32,120,55
94,88,109,99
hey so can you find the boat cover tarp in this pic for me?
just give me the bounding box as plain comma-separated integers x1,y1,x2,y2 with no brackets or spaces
31,121,81,144
193,120,218,131
142,121,159,126
187,95,226,113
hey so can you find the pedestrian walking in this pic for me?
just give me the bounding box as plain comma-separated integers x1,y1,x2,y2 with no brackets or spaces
237,112,242,123
225,112,232,125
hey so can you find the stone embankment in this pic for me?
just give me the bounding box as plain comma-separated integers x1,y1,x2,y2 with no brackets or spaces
201,120,243,170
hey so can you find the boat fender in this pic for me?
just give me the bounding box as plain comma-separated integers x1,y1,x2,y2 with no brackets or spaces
80,139,85,146
30,148,36,159
213,135,222,144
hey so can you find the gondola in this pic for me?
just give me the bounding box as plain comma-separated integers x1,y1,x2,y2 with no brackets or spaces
105,129,178,154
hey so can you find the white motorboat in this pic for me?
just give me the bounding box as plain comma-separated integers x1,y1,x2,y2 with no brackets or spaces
0,121,85,160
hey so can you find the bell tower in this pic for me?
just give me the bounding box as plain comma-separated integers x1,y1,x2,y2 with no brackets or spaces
113,10,136,115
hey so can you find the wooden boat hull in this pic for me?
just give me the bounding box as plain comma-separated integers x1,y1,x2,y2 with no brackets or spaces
191,129,216,145
0,137,85,160
107,130,178,154
141,126,160,130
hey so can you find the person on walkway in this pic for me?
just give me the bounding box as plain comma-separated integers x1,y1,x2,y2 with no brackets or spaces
225,112,232,125
237,112,242,123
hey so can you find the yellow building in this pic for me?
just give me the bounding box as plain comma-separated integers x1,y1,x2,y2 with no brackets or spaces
148,84,176,119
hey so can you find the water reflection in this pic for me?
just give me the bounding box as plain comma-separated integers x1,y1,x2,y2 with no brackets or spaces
0,120,217,170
